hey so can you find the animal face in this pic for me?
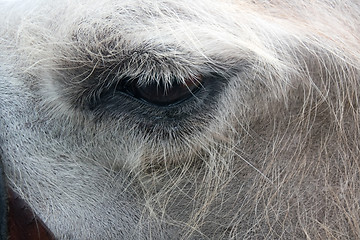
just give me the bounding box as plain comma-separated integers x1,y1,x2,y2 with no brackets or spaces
1,0,360,239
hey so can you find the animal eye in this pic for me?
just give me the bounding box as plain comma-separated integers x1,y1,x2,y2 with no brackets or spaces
118,77,202,106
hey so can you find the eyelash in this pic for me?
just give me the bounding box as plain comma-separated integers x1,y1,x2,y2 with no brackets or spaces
115,76,203,107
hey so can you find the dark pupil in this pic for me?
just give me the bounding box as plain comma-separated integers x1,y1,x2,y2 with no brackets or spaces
120,78,201,106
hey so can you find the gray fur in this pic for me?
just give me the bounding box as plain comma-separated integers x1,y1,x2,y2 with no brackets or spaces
1,0,360,239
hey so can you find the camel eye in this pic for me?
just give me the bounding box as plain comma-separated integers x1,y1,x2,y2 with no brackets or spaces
88,72,227,121
119,77,202,106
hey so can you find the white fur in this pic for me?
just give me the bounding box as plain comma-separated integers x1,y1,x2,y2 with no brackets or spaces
1,0,360,239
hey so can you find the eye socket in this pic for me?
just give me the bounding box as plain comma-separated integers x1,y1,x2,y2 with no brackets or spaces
118,77,202,106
